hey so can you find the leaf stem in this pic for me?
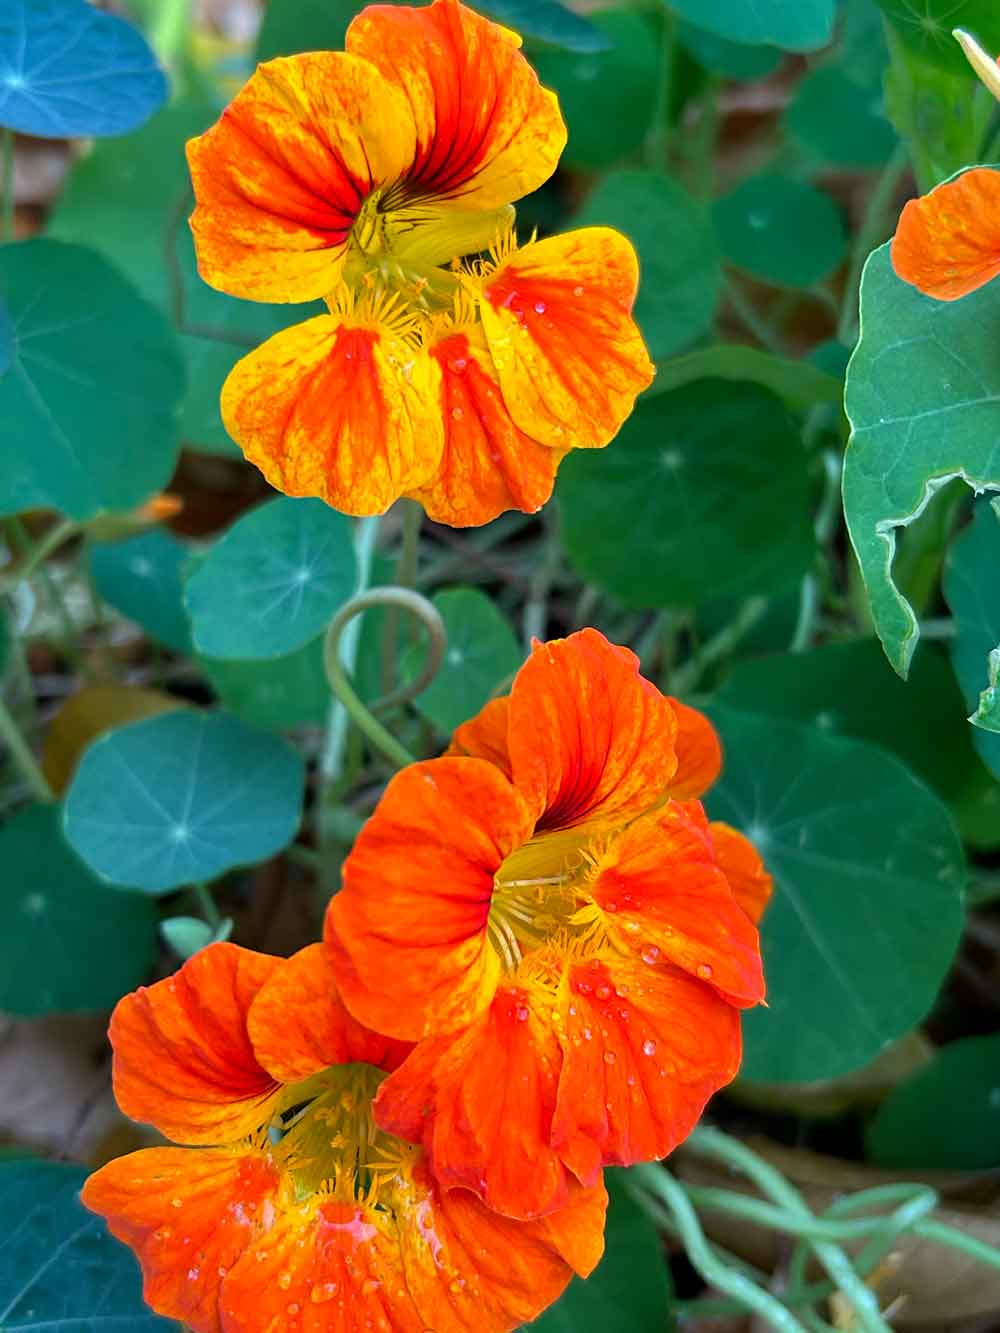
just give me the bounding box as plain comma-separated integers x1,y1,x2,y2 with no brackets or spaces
1,518,79,589
645,4,677,168
0,696,52,802
837,143,910,348
192,882,222,929
1,128,14,243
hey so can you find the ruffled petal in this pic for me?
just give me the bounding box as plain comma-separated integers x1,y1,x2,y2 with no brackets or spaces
411,329,565,526
479,228,654,448
709,821,774,925
109,943,282,1146
346,0,565,211
665,700,722,799
247,945,410,1084
551,956,741,1181
891,167,1000,300
220,314,443,516
187,53,417,302
221,1198,424,1333
375,985,569,1220
81,1146,284,1333
326,757,535,1039
507,629,677,831
396,1162,606,1333
446,696,512,778
589,805,765,1007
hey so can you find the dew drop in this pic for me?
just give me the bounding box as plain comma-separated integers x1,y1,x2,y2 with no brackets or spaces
573,285,584,297
278,1272,293,1291
603,1051,616,1065
515,1004,530,1022
696,963,714,980
577,979,593,995
595,983,611,1000
154,1227,172,1242
448,357,467,373
311,1283,339,1304
187,1267,200,1281
605,900,618,913
582,1026,593,1041
171,1197,183,1209
533,301,546,314
363,1278,381,1297
287,1303,301,1316
642,1039,657,1057
641,945,660,965
449,1278,466,1294
451,406,464,421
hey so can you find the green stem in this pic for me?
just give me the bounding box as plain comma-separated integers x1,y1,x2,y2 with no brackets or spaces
725,278,785,354
193,882,222,929
0,696,53,801
2,128,14,243
670,596,767,695
913,1219,1000,1270
522,522,562,646
837,143,910,348
2,518,79,588
382,499,423,694
645,4,677,169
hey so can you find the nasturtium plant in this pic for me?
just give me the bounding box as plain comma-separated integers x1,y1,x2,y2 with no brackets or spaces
713,175,847,288
89,528,192,654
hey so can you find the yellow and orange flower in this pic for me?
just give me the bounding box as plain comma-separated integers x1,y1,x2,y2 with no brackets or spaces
892,30,1000,300
186,0,653,525
82,942,606,1333
326,629,771,1221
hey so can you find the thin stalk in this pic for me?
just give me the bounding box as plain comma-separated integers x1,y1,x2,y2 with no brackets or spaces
725,277,785,354
645,5,677,169
837,143,910,347
193,883,222,929
320,516,380,784
670,596,767,695
2,128,14,242
2,519,79,588
382,499,423,693
0,696,53,801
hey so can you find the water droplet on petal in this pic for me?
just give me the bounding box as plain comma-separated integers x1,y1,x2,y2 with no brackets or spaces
573,285,584,297
278,1273,293,1291
311,1283,339,1304
696,963,714,980
642,1039,657,1056
451,406,464,421
582,1026,593,1041
641,945,660,965
595,983,611,1000
362,1278,381,1297
171,1197,183,1209
603,1050,616,1065
515,1004,530,1022
533,301,546,314
287,1304,301,1316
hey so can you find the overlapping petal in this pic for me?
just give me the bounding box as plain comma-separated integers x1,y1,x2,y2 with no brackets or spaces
550,957,741,1182
891,167,1000,300
479,228,655,449
81,1147,284,1333
326,757,535,1039
109,943,282,1145
411,329,566,526
346,0,565,211
666,700,722,799
710,821,774,925
187,53,417,302
220,313,443,516
375,985,570,1220
447,695,512,776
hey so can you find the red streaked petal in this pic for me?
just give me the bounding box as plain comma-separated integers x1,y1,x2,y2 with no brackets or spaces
221,316,443,517
396,1161,606,1333
480,227,654,449
187,53,417,303
666,700,722,799
590,805,765,1007
891,167,1000,300
412,330,565,527
346,0,565,211
375,985,570,1220
551,956,741,1179
81,1146,284,1333
221,1198,424,1333
507,629,677,831
709,821,774,925
247,945,410,1084
326,757,535,1039
109,943,281,1145
446,696,512,778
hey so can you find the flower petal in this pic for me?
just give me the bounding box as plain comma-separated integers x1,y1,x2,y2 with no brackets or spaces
479,228,654,448
411,329,566,526
709,821,774,925
221,314,443,516
187,53,417,303
447,695,512,777
507,629,678,831
590,805,765,1007
375,985,569,1220
396,1162,606,1333
346,0,565,211
81,1146,284,1333
247,945,410,1085
551,956,741,1180
221,1198,424,1333
326,757,535,1039
666,700,722,799
891,167,1000,300
109,943,282,1146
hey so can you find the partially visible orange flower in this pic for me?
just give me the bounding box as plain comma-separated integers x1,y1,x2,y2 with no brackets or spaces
326,629,771,1220
82,942,606,1333
187,0,653,525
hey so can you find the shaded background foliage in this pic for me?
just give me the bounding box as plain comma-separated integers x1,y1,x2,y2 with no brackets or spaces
3,0,1000,1327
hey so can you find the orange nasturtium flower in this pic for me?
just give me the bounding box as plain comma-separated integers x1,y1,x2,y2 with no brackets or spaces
186,0,654,526
892,29,1000,300
326,630,772,1221
81,942,607,1333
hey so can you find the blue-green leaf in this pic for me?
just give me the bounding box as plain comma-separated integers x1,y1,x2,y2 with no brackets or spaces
713,175,847,288
666,0,835,53
90,529,192,654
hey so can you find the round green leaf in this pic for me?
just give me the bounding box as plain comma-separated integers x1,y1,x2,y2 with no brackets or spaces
532,10,659,169
574,172,721,360
185,498,357,660
0,803,157,1016
785,66,897,168
716,639,981,803
558,379,813,608
876,0,1000,74
0,239,184,520
944,500,1000,779
867,1034,1000,1169
89,529,192,654
843,240,1000,677
707,709,966,1083
677,23,782,79
0,296,13,374
63,710,305,893
651,344,841,411
478,1,608,53
0,1160,173,1333
0,0,167,139
713,175,847,288
531,1171,674,1332
403,588,521,734
667,0,834,52
201,636,331,730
